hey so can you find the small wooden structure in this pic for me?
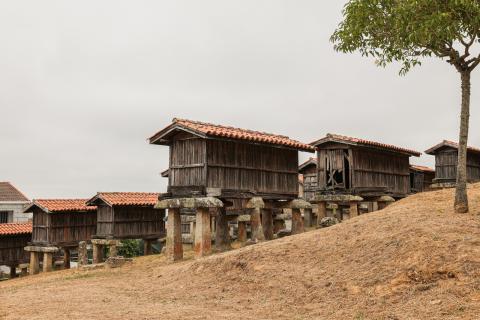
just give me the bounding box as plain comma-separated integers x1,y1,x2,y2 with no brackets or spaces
149,118,314,260
409,165,435,193
425,140,480,187
311,134,421,199
298,158,318,202
23,199,97,274
0,223,31,278
86,192,165,262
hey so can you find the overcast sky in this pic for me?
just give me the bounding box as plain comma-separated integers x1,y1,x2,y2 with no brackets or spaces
1,1,478,199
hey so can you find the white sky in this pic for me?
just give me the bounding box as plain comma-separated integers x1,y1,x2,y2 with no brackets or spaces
0,0,478,198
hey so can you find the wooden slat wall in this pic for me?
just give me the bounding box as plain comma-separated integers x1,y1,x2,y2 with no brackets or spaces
96,205,114,238
205,140,298,195
170,136,206,187
352,148,410,195
435,150,480,182
0,234,30,265
48,212,97,246
32,209,48,244
112,206,165,239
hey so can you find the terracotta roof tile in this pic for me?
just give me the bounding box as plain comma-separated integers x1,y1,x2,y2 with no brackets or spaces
26,199,96,213
149,118,315,152
410,165,435,173
0,182,29,202
425,140,480,155
312,134,421,156
0,222,32,236
87,192,160,207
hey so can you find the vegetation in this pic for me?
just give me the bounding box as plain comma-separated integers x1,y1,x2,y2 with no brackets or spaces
118,239,143,258
331,0,480,213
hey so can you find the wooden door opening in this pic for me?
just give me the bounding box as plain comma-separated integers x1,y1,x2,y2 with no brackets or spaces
325,150,351,190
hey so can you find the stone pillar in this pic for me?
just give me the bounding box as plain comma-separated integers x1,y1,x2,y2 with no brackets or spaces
250,207,265,242
30,251,40,275
237,221,247,243
215,207,231,252
195,207,212,258
372,201,379,212
64,248,71,269
92,243,104,264
350,202,359,218
9,265,16,279
43,252,53,272
166,208,183,261
377,196,396,210
316,202,327,228
144,239,153,256
78,241,88,266
109,243,118,257
261,208,274,240
291,208,305,235
303,208,313,228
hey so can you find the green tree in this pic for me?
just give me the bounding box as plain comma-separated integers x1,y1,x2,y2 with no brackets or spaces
331,0,480,213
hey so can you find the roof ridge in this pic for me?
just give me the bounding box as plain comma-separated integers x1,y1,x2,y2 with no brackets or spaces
174,118,291,139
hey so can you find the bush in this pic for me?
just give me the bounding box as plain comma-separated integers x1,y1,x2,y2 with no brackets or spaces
118,239,142,258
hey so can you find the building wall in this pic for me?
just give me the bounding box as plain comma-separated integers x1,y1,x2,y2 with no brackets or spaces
0,202,31,223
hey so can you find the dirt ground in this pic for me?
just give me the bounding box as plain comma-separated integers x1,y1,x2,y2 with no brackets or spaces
2,185,480,320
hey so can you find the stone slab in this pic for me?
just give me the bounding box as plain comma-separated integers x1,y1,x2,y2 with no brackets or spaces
155,197,223,209
24,246,59,253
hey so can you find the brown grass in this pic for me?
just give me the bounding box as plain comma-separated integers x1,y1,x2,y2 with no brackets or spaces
2,185,480,319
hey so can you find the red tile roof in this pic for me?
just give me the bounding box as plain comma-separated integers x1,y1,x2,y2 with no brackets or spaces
425,140,480,155
311,134,421,156
0,182,29,202
149,118,315,152
25,199,96,214
86,192,160,207
410,165,435,173
0,222,32,236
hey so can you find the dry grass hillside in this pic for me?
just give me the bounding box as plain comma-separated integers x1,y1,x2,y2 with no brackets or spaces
2,185,480,320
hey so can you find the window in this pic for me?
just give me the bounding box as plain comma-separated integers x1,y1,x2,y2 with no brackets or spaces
0,211,10,223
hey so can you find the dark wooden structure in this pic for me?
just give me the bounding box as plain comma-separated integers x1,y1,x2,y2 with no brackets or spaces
311,134,421,198
86,192,165,240
149,118,314,200
150,118,315,261
25,199,97,247
409,165,435,193
0,223,31,278
425,140,480,186
298,158,317,202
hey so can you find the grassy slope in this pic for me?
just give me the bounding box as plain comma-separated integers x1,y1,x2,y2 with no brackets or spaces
2,185,480,320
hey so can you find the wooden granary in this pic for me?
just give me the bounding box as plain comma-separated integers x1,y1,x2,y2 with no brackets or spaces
150,118,315,261
409,165,435,193
86,192,165,261
23,199,97,274
0,223,31,278
298,158,318,202
425,140,480,188
311,134,421,199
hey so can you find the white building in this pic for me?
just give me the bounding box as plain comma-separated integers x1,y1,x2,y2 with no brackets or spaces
0,182,31,223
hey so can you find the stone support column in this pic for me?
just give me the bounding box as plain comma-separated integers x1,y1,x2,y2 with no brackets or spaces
215,207,231,252
64,248,71,269
166,208,183,261
195,207,212,258
43,252,53,272
261,208,274,240
78,241,88,266
144,239,153,256
92,243,104,264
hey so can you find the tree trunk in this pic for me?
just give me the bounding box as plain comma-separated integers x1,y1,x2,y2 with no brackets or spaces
454,71,471,213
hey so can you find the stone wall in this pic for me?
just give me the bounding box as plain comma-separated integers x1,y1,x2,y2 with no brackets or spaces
0,202,31,222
